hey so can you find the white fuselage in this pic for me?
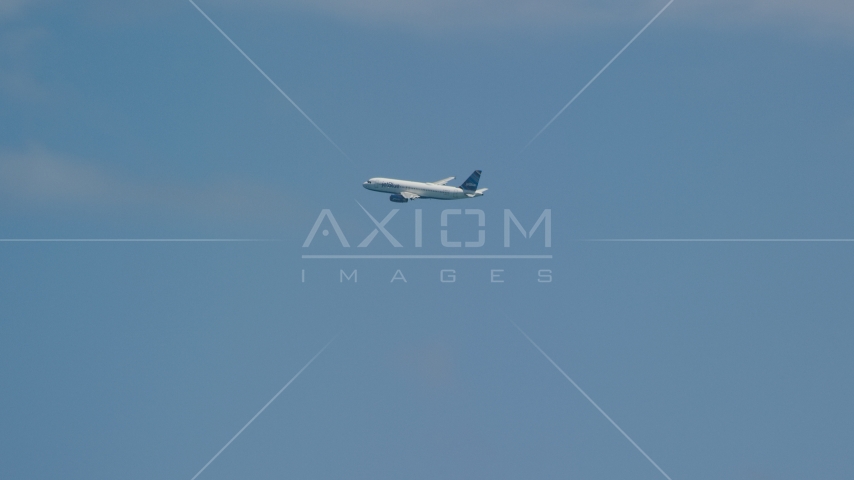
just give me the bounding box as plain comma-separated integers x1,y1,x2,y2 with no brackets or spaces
363,178,471,200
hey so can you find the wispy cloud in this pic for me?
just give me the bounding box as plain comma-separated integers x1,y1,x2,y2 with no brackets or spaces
0,146,291,223
0,68,48,101
0,25,45,55
5,0,853,40
683,0,854,41
216,0,655,32
0,0,40,19
209,0,854,40
0,26,50,102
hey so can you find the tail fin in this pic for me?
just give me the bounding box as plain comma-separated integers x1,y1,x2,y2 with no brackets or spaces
460,170,481,191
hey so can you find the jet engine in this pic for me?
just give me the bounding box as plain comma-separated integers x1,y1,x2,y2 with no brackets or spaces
389,194,408,203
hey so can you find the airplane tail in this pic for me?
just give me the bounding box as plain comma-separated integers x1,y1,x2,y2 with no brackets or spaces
460,170,481,191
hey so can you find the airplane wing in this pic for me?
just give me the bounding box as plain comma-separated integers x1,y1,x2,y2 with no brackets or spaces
429,176,455,186
401,191,420,200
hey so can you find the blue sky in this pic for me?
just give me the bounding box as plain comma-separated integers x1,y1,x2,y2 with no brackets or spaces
1,1,853,479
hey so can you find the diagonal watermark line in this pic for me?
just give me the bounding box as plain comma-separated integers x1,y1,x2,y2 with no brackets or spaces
356,201,402,248
187,0,355,166
509,319,673,480
189,330,342,480
522,0,676,152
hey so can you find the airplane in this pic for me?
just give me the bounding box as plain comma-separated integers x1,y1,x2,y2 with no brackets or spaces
363,170,488,203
